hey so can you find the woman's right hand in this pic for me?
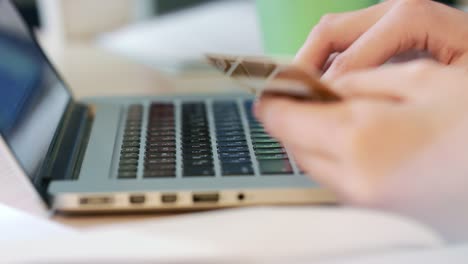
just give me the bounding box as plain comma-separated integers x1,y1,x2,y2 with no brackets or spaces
295,0,468,80
255,61,468,240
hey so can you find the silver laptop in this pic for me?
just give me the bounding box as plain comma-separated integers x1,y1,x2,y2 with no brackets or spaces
0,0,335,214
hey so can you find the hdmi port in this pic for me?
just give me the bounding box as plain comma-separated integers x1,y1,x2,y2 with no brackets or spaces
192,193,219,203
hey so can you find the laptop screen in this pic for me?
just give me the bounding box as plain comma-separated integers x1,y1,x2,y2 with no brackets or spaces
0,1,71,181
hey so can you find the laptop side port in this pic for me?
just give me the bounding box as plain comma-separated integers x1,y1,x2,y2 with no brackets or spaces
161,193,177,203
79,196,113,205
129,194,146,204
192,192,219,203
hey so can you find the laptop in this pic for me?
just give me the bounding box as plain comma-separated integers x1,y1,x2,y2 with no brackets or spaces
0,0,335,214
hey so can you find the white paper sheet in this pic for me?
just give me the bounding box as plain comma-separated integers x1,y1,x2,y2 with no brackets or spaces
0,136,47,216
0,203,73,243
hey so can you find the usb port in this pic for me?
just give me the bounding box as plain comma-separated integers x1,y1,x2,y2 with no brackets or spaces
192,193,219,203
161,193,177,203
129,194,146,204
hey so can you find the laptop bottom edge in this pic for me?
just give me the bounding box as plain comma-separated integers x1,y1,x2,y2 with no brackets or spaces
52,188,337,214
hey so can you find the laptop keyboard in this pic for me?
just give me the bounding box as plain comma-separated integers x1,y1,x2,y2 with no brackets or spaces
118,105,143,179
182,103,215,177
145,103,176,178
117,99,298,179
213,101,254,176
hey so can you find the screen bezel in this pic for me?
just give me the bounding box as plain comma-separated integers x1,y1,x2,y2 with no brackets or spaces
0,0,76,205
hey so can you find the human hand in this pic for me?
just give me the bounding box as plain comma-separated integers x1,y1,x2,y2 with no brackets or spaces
255,61,468,239
296,0,468,80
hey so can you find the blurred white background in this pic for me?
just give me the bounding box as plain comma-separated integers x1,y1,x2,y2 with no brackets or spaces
14,0,468,73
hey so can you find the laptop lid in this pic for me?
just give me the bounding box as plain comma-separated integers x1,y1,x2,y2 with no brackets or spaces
0,0,74,202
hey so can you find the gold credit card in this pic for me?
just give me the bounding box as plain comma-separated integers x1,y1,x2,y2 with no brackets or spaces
206,53,341,102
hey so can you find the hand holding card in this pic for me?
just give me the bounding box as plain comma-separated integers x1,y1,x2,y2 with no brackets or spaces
206,54,342,102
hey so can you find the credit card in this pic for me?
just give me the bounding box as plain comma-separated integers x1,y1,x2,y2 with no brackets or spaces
206,53,341,102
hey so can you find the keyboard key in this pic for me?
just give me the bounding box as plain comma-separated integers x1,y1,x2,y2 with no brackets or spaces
218,141,247,147
146,158,176,164
119,165,138,172
256,153,289,160
258,159,293,175
182,127,209,134
183,166,214,177
127,115,142,121
215,125,244,131
182,138,211,144
251,138,278,144
148,120,174,127
146,146,176,153
250,133,271,138
221,157,251,164
121,153,139,159
145,163,176,171
122,142,140,148
148,126,174,131
183,148,211,155
221,163,254,176
183,132,209,139
147,131,175,137
118,171,137,179
249,127,266,133
183,159,213,167
125,126,141,132
254,142,282,149
121,147,140,154
124,131,141,137
218,151,250,159
119,159,139,166
254,148,286,155
184,142,211,149
217,130,245,137
218,146,250,152
144,170,175,178
146,137,175,144
183,153,212,160
217,135,246,142
123,136,141,142
156,136,177,142
147,141,176,147
145,152,176,159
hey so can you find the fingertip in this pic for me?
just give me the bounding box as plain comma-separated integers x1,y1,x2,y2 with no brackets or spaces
293,37,331,75
255,96,304,138
293,57,321,78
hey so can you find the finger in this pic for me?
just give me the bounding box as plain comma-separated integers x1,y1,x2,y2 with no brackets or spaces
323,52,340,73
289,148,342,189
294,1,392,73
255,96,350,152
322,5,428,80
330,60,440,101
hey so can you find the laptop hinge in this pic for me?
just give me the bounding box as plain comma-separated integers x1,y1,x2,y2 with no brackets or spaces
37,102,94,188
